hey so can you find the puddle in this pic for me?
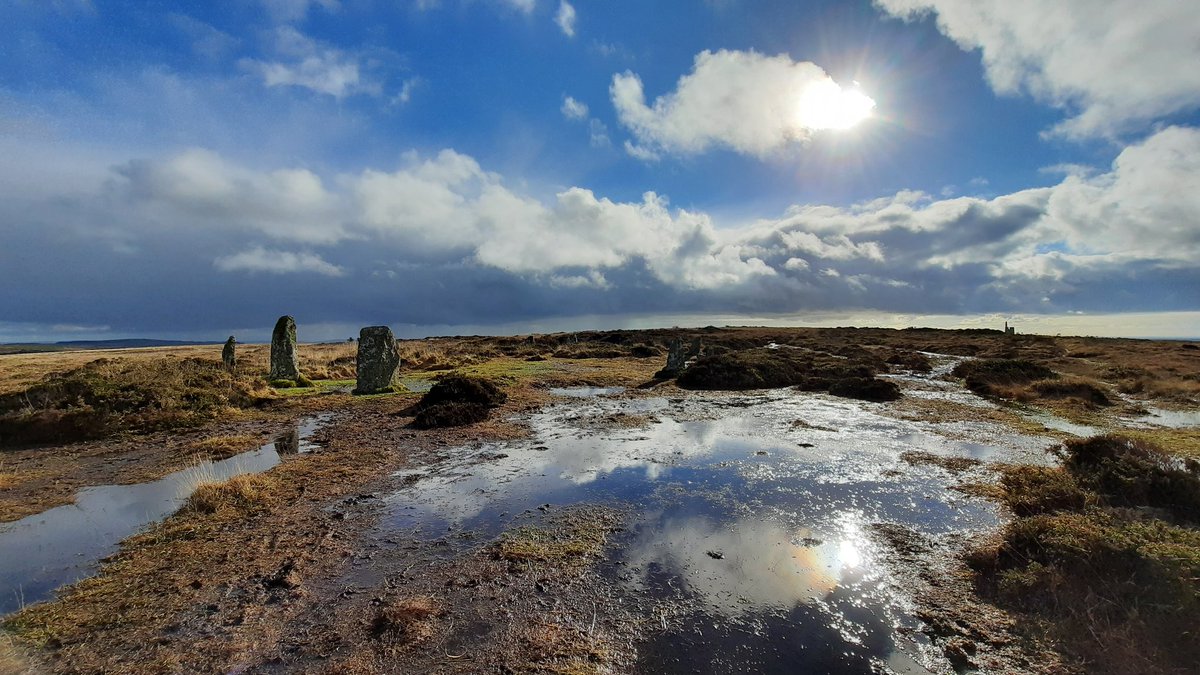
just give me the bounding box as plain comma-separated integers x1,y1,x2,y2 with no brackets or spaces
0,415,330,615
400,377,434,393
383,389,1053,673
548,386,627,398
1128,407,1200,429
272,413,332,454
1023,410,1102,437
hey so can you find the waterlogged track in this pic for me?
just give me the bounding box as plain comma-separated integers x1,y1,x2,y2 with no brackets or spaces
380,386,1055,673
0,414,331,615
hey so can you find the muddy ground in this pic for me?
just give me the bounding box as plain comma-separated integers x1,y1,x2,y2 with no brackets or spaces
1,327,1198,674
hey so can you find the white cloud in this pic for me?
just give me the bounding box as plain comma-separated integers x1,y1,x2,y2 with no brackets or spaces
214,247,345,276
623,140,660,162
555,1,577,37
259,0,340,23
501,0,535,13
245,27,378,98
875,0,1200,138
55,127,1200,320
118,147,345,244
588,119,611,148
560,95,588,120
392,77,420,105
611,49,874,159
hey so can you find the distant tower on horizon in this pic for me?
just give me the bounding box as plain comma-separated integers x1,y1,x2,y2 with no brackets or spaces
1004,321,1016,335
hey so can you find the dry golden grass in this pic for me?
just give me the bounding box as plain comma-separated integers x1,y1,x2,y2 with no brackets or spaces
521,621,613,675
184,473,277,514
493,510,620,565
371,595,442,645
187,434,263,460
0,635,31,675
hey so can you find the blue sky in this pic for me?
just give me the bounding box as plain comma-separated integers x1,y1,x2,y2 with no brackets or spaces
1,0,1198,340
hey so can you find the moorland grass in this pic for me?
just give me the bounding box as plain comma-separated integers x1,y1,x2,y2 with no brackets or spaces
0,358,273,447
975,435,1200,673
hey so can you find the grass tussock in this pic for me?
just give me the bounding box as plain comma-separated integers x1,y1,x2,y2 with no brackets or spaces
184,473,276,514
412,375,507,429
974,434,1200,673
951,359,1057,397
371,595,442,646
493,511,620,567
675,347,900,401
187,434,262,460
0,358,273,447
1029,378,1112,406
899,450,982,473
885,349,933,373
520,621,613,675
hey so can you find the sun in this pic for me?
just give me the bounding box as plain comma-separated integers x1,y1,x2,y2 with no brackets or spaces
796,79,876,131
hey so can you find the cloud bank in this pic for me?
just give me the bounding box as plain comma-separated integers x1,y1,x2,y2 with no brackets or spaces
876,0,1200,137
3,126,1198,335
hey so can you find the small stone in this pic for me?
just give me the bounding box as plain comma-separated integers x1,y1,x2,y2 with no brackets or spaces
353,326,402,394
705,550,724,560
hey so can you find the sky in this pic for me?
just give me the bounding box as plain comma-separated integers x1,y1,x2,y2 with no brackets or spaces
1,0,1198,341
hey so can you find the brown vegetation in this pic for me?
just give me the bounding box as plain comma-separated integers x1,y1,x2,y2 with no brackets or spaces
972,435,1200,674
412,374,508,429
675,347,900,401
184,473,277,514
0,358,274,447
187,434,264,460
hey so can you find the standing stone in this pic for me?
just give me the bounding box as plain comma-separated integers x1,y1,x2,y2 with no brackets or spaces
269,315,301,382
354,326,401,394
656,337,703,379
221,336,237,373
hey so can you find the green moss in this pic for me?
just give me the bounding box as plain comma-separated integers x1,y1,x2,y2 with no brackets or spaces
268,379,297,389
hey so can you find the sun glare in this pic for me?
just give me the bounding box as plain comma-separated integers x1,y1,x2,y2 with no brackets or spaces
797,80,876,131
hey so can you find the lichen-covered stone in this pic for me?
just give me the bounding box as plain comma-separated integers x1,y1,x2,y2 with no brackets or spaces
353,326,401,394
221,336,237,372
269,316,300,382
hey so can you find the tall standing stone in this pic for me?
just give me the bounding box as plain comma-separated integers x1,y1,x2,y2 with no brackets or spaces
269,316,300,382
354,326,401,394
221,336,237,373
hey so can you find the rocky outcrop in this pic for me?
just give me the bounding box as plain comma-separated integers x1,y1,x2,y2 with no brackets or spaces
353,326,401,394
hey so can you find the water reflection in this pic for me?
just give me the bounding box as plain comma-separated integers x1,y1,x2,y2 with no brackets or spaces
548,386,627,398
383,389,1052,672
0,415,329,615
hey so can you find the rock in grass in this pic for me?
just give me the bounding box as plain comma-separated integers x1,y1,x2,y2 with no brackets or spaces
269,316,301,383
354,326,402,394
222,336,237,373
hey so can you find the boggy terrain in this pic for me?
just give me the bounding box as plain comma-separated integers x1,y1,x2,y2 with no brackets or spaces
1,326,1198,674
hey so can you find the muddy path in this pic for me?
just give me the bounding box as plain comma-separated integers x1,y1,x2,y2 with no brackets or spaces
1,347,1192,673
